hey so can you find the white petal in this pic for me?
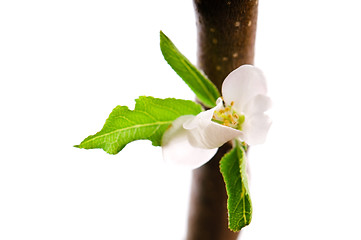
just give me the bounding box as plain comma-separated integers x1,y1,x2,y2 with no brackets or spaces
183,98,223,130
162,115,218,169
242,113,272,145
243,94,272,117
222,65,267,113
186,121,244,149
183,99,244,148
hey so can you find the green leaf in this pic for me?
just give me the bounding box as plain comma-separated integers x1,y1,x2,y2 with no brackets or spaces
220,142,252,232
160,31,221,108
75,96,202,154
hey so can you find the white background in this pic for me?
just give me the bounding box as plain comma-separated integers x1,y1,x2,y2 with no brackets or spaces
1,1,361,239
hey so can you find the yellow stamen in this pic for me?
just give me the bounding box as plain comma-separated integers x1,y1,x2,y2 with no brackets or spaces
211,101,245,130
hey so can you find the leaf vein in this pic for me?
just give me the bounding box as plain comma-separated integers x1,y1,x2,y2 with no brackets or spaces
81,121,173,145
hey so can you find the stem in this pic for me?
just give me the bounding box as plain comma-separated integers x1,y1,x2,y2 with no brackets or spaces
186,1,258,239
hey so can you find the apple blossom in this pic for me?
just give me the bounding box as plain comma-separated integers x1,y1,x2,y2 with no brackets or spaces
162,65,271,169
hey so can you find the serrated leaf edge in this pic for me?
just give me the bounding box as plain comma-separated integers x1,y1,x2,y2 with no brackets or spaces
220,143,252,232
160,31,220,107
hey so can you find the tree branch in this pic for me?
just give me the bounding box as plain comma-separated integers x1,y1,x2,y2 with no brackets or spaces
186,1,258,239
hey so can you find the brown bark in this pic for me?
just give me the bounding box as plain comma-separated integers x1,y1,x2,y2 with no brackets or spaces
186,1,259,239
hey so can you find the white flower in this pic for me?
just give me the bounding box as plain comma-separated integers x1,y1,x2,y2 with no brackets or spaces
162,65,272,169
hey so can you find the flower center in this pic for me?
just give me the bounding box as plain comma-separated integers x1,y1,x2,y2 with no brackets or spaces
212,101,245,130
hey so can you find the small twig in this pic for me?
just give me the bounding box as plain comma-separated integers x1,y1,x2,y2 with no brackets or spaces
186,1,259,239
